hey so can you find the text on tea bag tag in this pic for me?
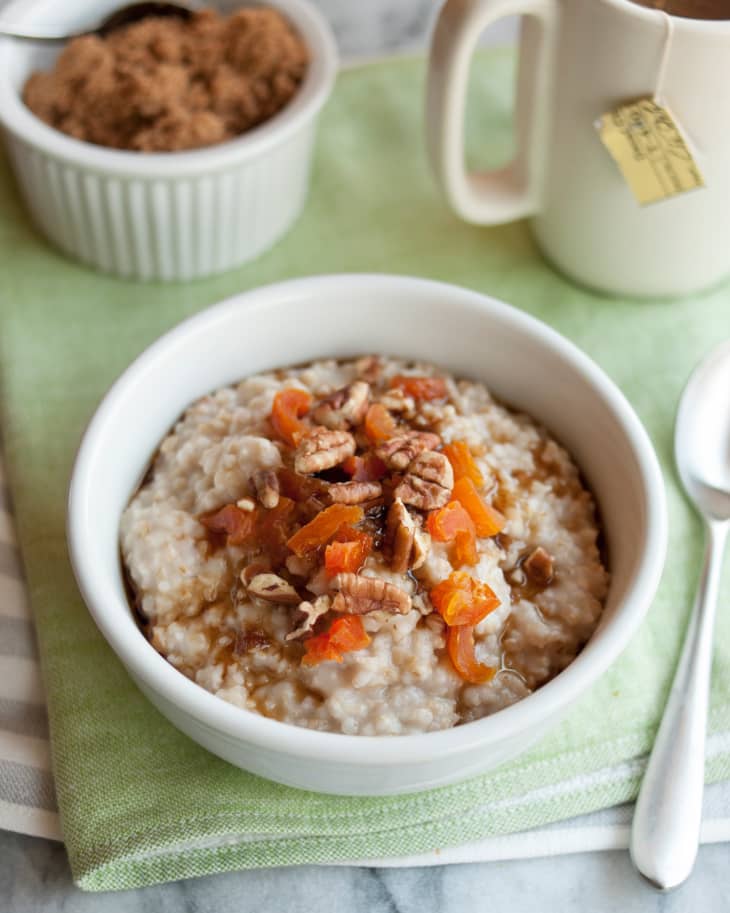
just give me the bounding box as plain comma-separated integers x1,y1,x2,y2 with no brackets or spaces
596,99,705,206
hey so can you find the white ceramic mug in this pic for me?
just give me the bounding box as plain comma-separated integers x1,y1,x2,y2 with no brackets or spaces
426,0,730,297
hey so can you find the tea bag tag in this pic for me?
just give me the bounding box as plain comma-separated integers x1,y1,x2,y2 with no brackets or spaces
595,98,705,206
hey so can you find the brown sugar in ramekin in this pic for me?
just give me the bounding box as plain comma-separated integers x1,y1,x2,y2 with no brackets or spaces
22,7,309,153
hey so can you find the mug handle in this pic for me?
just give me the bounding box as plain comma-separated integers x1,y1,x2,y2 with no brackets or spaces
426,0,558,224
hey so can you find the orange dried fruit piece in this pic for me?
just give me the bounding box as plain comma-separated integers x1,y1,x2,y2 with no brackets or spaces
200,504,256,546
390,374,448,401
447,624,497,684
453,528,478,567
426,500,474,542
430,570,500,626
325,529,373,576
427,500,478,567
270,388,312,446
301,615,371,666
442,440,484,487
287,503,364,556
363,403,397,444
342,453,388,482
452,477,505,538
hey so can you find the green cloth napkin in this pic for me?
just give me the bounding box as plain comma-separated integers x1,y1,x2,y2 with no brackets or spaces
1,50,730,892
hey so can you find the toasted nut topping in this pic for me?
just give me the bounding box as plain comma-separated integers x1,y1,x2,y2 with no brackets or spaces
395,450,454,510
329,480,383,504
378,388,415,414
386,498,432,573
294,428,356,474
331,573,412,615
311,381,370,431
355,355,383,383
240,560,272,585
376,430,442,470
410,450,454,486
386,498,415,574
252,469,280,509
411,526,431,571
246,573,300,605
286,595,331,640
523,547,554,586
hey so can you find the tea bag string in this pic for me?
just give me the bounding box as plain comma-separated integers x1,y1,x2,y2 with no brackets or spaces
653,11,674,107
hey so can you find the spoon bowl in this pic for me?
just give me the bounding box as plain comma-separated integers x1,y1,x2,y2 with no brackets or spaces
675,338,730,520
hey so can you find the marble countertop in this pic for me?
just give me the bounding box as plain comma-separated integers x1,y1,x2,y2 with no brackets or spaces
1,1,726,910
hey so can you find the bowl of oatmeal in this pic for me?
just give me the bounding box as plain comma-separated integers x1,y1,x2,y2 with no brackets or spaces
0,0,336,279
68,274,667,794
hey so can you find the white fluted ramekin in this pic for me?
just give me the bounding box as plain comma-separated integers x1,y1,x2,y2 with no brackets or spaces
68,275,668,795
0,0,337,280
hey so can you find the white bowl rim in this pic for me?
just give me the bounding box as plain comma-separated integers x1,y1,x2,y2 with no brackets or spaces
67,273,668,767
0,0,338,177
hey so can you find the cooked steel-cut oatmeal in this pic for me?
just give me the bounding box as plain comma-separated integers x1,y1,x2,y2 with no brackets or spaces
120,356,609,735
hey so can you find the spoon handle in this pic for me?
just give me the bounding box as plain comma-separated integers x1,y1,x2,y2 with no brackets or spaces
630,520,728,890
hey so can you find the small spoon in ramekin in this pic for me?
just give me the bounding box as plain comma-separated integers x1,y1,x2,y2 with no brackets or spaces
0,2,194,41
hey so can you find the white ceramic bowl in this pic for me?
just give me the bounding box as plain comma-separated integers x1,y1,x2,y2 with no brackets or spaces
0,0,337,280
67,274,667,795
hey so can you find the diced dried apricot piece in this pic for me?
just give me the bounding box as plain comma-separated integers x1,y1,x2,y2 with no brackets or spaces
363,403,397,444
447,624,497,684
270,388,312,446
430,570,500,626
333,525,373,547
324,530,373,576
390,375,448,401
200,504,256,546
302,615,371,665
286,503,364,556
342,453,388,482
427,501,475,542
453,528,478,567
442,440,484,487
452,477,505,537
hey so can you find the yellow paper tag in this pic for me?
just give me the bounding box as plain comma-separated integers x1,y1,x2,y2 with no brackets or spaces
596,98,704,206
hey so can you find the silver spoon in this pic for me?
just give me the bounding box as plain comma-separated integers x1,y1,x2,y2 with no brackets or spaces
0,2,193,42
630,339,730,890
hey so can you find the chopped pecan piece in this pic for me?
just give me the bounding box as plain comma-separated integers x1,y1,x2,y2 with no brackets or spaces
285,595,331,641
395,450,454,510
355,355,383,384
386,498,433,573
239,560,272,585
246,573,300,605
376,430,442,471
329,480,383,504
412,526,431,571
386,498,415,573
252,469,280,509
523,547,554,586
294,427,356,474
331,573,412,615
378,388,415,414
311,381,370,430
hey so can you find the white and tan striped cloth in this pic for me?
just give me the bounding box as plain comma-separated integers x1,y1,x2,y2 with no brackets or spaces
0,450,61,841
